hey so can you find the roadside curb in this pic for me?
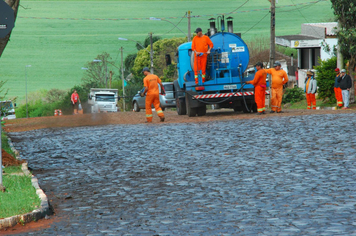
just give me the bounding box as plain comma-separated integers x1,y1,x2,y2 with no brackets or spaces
0,138,51,230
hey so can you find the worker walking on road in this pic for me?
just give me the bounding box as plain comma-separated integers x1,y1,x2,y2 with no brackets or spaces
265,61,289,113
304,71,317,110
191,27,214,84
334,68,343,109
142,67,165,123
246,62,267,115
71,89,81,115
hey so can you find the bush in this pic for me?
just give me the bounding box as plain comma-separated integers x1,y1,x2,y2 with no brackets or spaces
314,57,338,102
16,100,62,118
283,87,305,104
16,84,93,118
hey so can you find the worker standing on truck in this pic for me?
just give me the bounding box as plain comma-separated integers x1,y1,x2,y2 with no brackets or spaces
71,89,81,115
142,67,165,123
265,61,289,113
191,27,214,84
246,62,267,115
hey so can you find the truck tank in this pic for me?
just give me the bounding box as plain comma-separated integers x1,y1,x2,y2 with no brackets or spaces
174,16,269,117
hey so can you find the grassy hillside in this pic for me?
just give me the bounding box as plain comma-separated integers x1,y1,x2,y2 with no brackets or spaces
0,0,334,103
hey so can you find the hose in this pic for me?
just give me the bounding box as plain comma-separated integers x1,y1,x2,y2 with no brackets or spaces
238,66,253,113
239,82,253,113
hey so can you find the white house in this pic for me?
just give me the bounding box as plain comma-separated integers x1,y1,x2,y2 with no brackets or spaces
276,22,338,88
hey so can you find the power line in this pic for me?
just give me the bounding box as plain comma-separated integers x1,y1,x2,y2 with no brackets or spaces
289,0,325,38
157,13,187,37
242,12,270,35
18,0,329,22
277,0,320,13
226,0,249,16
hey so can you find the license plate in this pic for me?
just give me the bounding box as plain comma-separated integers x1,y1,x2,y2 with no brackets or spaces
224,85,237,90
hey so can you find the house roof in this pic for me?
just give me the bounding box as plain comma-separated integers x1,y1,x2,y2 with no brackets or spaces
303,22,338,36
276,22,338,48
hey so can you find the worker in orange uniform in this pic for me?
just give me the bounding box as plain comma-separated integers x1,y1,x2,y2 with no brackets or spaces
304,71,317,109
142,67,165,123
246,62,267,115
334,68,343,108
265,61,289,113
191,27,214,84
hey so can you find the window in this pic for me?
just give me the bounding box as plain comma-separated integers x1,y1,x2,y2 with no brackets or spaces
95,95,115,102
0,102,13,109
163,84,174,91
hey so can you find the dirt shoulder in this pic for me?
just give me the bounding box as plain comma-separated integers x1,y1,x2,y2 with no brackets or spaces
3,108,353,133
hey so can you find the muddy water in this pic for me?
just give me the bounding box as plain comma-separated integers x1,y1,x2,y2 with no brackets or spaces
8,113,356,235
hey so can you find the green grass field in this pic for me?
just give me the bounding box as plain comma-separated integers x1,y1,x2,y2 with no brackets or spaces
1,0,334,104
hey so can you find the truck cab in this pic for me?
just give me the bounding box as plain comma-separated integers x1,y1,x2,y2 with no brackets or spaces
0,100,16,120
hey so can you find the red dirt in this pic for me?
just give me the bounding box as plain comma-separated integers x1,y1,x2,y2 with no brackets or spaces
3,109,353,133
0,217,59,235
2,149,25,167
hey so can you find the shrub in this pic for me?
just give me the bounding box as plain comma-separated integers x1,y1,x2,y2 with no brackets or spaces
283,87,305,104
16,100,62,118
314,57,338,102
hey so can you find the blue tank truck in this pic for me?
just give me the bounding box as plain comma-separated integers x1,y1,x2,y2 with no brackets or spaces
173,16,269,116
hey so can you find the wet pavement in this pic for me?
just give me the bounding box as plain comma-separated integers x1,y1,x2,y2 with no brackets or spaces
8,113,356,235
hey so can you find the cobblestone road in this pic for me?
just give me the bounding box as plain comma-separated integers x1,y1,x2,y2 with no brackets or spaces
8,113,356,235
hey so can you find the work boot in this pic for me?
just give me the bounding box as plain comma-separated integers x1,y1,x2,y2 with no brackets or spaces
160,117,165,122
277,111,284,113
270,110,275,113
256,112,262,115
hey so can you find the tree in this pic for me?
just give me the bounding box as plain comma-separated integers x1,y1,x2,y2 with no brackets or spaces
131,37,187,80
0,0,20,57
136,35,161,51
331,1,356,103
81,52,115,88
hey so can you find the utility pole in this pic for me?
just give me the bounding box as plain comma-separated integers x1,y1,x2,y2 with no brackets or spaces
109,71,113,89
337,21,343,70
121,47,125,112
105,62,108,88
150,32,154,74
187,11,191,42
269,0,276,109
269,0,275,69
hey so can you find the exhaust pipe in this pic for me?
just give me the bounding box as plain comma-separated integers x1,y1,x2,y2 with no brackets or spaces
209,18,216,36
227,17,233,33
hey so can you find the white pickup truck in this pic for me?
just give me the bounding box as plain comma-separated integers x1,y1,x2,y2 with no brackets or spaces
88,88,119,113
0,100,16,120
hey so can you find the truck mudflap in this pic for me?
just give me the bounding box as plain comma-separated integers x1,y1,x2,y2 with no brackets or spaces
192,90,270,99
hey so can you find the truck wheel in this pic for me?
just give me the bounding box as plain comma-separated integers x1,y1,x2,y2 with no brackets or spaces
133,102,140,112
252,102,257,113
197,106,206,116
174,80,187,115
176,97,186,115
186,94,197,117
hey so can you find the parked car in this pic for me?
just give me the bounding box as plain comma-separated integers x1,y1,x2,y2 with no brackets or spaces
0,100,16,120
132,82,175,112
